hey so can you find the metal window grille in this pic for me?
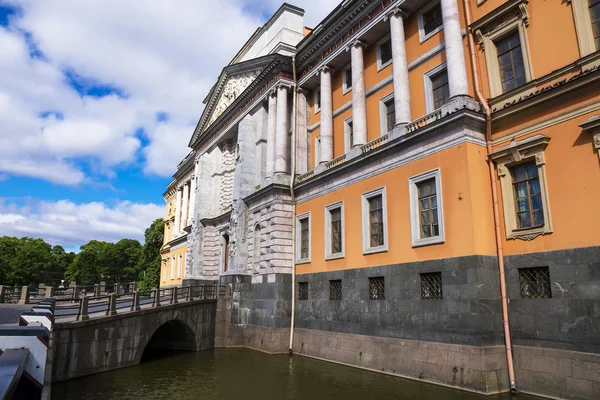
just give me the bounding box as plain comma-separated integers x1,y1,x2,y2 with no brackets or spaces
369,277,385,300
420,272,443,300
519,267,552,299
329,280,342,301
298,282,309,301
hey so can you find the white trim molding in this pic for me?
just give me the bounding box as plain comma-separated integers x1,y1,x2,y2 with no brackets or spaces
296,212,312,264
571,0,598,57
409,168,445,247
177,254,183,279
376,34,393,71
342,63,352,95
418,1,443,43
424,62,447,113
489,135,553,241
579,114,600,162
325,201,345,260
170,256,175,280
379,92,395,136
361,187,388,255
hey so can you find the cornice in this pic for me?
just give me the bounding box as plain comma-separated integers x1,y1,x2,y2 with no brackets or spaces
199,210,231,228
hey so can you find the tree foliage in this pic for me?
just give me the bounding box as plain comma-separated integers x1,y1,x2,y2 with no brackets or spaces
0,218,164,288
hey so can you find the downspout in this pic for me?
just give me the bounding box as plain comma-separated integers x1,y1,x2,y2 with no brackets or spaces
288,55,298,355
462,0,517,393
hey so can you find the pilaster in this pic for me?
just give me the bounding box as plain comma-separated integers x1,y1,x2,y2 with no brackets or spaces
275,85,289,174
266,91,277,178
319,66,334,163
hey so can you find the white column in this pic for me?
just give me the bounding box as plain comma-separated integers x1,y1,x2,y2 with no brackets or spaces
274,84,289,174
266,91,277,178
389,8,411,124
441,0,469,97
296,88,308,174
188,175,196,224
181,181,190,229
319,66,334,163
350,40,367,146
174,186,182,234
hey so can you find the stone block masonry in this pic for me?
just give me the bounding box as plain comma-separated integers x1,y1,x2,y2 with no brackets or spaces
50,300,216,383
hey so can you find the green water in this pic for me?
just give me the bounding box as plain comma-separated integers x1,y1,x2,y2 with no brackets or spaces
52,349,540,400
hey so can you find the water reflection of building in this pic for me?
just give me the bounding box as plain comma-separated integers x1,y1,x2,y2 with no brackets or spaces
161,1,600,398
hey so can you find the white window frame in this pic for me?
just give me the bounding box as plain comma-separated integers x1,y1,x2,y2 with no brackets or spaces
418,1,443,43
489,135,553,241
296,212,311,264
170,256,175,280
342,63,352,95
315,136,322,165
361,187,388,255
161,259,167,282
424,62,448,113
481,22,534,97
344,117,353,153
376,34,393,71
177,254,183,279
409,168,445,247
314,87,321,114
379,93,395,136
570,0,598,57
325,201,345,260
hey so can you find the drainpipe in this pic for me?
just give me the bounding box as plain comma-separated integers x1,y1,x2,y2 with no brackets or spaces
462,0,517,393
288,56,298,355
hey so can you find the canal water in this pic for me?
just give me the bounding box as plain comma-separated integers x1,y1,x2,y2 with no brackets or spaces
52,349,541,400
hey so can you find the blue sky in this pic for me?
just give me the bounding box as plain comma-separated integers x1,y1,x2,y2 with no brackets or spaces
0,0,337,248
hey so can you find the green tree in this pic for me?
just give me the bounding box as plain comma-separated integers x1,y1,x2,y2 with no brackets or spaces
103,239,142,283
0,236,20,285
65,240,110,285
46,245,76,286
9,237,54,286
137,218,165,291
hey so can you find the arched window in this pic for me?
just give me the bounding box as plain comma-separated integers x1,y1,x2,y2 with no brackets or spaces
221,233,230,273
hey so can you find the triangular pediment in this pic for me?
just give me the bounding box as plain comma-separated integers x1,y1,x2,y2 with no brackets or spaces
189,54,292,149
207,69,260,126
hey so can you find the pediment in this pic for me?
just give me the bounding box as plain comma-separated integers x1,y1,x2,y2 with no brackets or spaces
207,69,260,126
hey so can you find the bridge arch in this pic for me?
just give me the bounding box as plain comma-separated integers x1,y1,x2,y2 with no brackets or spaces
135,309,200,363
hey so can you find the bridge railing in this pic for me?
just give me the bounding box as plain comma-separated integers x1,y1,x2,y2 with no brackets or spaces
58,282,220,322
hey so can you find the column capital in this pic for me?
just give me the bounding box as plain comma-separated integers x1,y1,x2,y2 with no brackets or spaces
384,6,408,21
277,83,291,91
315,65,333,78
297,86,308,95
346,39,365,52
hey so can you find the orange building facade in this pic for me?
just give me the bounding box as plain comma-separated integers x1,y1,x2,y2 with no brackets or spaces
291,0,600,398
167,1,600,397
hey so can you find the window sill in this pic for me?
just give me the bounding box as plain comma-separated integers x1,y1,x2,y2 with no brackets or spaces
325,253,345,261
508,227,551,241
419,26,443,44
412,236,445,248
377,60,392,72
342,87,352,96
295,259,311,265
363,245,388,255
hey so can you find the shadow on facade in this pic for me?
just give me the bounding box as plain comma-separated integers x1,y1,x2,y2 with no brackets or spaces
140,320,197,363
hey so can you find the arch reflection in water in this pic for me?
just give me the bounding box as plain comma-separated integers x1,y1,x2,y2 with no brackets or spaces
140,319,198,363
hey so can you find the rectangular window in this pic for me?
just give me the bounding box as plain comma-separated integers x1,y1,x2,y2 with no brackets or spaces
315,136,321,166
519,267,552,299
329,280,342,301
590,0,600,50
377,37,392,70
511,161,544,229
369,277,385,300
369,195,384,248
420,272,443,299
296,213,311,263
298,282,309,300
495,31,527,93
170,256,175,279
361,188,387,254
343,65,352,93
419,2,443,42
223,234,229,273
177,254,182,279
344,118,354,152
385,98,395,133
431,69,449,110
417,178,439,238
314,88,321,113
409,169,445,247
325,202,344,260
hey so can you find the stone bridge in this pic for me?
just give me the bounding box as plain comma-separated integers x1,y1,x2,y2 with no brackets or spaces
50,298,217,383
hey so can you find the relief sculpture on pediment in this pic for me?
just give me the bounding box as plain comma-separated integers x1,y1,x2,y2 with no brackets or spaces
208,71,259,126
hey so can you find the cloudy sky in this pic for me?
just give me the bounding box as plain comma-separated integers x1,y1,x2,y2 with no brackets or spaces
0,0,339,250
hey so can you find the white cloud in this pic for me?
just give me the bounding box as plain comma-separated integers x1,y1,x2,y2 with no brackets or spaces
0,198,164,247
